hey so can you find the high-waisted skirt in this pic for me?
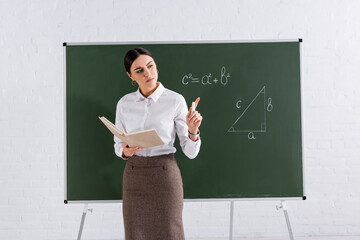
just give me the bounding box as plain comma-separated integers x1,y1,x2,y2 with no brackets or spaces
122,153,185,240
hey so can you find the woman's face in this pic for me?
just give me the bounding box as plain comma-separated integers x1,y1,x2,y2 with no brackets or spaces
127,54,158,91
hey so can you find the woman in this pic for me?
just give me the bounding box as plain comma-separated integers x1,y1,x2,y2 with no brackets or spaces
114,47,203,239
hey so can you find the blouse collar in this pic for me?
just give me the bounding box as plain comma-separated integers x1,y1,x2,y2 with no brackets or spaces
136,82,164,103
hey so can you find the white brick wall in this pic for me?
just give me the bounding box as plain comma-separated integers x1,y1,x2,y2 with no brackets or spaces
1,0,360,239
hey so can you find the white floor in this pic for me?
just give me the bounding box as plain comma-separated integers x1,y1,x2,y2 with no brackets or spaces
84,236,360,240
188,237,360,240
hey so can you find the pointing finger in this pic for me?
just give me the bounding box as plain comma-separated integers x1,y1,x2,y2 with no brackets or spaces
194,97,200,109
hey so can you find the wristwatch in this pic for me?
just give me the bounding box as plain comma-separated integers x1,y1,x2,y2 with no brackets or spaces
188,129,200,139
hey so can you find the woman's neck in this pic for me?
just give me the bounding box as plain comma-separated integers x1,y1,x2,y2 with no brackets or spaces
140,82,160,98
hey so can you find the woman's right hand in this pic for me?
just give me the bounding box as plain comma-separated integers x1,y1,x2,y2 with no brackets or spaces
122,142,142,157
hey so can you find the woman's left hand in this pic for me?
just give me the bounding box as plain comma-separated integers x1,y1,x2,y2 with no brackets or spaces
186,97,203,137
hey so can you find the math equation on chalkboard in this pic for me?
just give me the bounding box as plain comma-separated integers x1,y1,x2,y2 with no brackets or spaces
181,66,231,86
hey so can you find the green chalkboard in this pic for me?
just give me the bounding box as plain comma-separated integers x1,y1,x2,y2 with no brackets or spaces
65,40,304,202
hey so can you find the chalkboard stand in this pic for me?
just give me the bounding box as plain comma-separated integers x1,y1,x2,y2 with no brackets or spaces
74,200,295,239
77,204,93,240
276,201,294,240
229,200,234,239
228,200,295,240
65,40,304,239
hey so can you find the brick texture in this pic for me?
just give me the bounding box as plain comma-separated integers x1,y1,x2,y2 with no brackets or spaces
1,0,360,239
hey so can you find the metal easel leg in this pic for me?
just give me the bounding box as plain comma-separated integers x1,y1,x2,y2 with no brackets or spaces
277,200,294,240
229,200,234,240
77,203,93,240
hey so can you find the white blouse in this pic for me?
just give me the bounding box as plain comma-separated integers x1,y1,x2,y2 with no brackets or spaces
114,82,201,160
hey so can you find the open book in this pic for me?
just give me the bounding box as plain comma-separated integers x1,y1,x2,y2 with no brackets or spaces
98,116,164,148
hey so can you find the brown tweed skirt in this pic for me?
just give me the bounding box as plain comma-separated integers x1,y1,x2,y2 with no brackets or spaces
122,153,185,240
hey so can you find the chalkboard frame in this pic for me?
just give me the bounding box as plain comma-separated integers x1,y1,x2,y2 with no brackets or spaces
63,39,305,204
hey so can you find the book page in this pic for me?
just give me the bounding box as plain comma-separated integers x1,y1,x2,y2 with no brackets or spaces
98,116,164,148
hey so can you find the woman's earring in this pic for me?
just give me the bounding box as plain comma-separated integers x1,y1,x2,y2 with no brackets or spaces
157,70,159,74
132,80,137,86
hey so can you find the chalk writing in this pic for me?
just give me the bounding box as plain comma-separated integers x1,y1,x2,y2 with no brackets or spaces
181,66,230,86
228,86,273,140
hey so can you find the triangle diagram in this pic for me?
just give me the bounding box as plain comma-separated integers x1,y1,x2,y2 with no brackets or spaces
228,86,266,132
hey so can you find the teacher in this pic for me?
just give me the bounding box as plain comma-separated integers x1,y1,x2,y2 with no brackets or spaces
114,47,202,239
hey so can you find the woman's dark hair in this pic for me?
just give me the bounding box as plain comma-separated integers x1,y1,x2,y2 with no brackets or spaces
124,47,154,74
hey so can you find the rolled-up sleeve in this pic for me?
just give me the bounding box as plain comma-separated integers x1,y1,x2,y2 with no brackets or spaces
174,95,201,159
114,100,129,160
